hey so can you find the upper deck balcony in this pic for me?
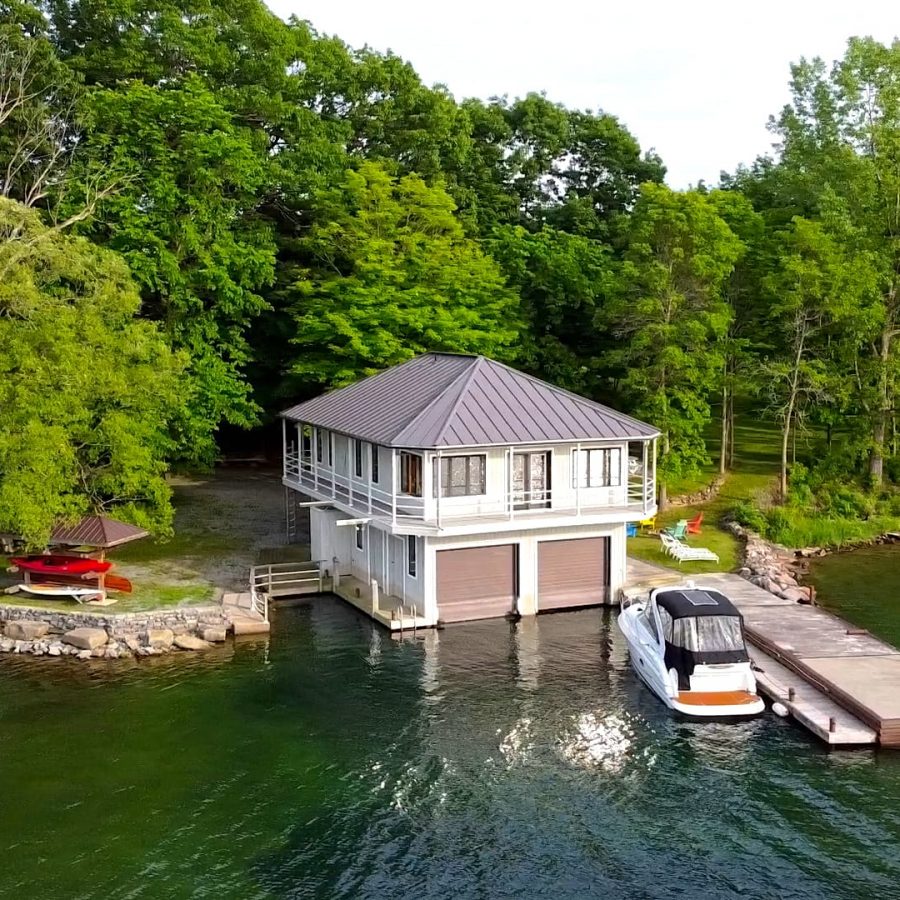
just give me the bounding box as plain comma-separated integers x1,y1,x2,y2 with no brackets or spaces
282,435,657,535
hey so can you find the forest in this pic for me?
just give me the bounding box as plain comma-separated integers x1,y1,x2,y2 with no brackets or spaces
1,0,899,548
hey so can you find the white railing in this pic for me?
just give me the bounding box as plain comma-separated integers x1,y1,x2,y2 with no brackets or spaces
284,451,656,525
250,560,327,607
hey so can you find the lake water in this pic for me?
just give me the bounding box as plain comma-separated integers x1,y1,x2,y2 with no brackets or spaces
1,598,899,899
807,544,900,646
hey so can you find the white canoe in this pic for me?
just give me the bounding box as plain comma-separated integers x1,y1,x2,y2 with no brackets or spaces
18,583,105,600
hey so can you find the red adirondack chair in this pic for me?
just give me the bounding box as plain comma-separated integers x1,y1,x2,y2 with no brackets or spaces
687,511,704,535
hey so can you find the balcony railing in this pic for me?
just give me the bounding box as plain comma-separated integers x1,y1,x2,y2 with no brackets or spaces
284,451,657,528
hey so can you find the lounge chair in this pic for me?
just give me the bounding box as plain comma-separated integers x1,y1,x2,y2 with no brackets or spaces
687,512,704,535
660,533,719,564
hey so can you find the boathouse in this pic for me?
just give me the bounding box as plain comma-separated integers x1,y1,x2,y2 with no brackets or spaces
281,352,658,626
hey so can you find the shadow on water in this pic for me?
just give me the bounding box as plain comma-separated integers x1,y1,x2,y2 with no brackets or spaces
1,598,899,899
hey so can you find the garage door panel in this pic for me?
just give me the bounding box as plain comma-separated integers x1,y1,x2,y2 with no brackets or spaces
437,545,515,623
538,537,608,611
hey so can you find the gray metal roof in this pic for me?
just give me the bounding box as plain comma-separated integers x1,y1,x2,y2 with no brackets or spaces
281,353,658,448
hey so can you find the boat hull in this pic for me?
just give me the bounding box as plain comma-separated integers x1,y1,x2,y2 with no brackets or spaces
10,555,112,576
618,597,764,719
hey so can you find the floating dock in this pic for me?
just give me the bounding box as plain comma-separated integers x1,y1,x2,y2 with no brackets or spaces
623,565,898,748
700,573,899,747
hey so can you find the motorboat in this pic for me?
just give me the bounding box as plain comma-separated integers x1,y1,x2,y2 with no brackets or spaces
9,554,112,576
618,584,765,717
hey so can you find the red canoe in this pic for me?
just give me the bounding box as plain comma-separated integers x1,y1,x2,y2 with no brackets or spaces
10,554,113,575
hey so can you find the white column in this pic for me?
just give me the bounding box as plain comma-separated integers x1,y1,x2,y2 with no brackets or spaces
367,444,373,514
391,450,397,524
281,418,287,477
435,451,442,529
348,438,354,508
508,446,514,520
642,440,649,513
575,442,581,515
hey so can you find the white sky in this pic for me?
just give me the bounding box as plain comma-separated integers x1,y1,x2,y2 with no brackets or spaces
268,0,898,188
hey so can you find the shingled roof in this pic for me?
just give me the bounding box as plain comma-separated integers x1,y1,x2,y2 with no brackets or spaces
50,515,150,549
281,353,658,448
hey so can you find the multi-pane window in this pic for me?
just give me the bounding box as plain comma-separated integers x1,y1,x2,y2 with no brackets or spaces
328,433,333,466
300,426,312,470
572,448,622,488
434,455,487,497
400,452,422,496
354,439,364,478
315,429,324,463
407,535,417,577
371,445,380,483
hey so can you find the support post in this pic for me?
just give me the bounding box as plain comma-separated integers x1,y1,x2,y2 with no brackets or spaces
508,446,514,520
575,442,581,515
391,450,397,524
348,438,353,508
642,439,648,514
435,451,442,529
367,445,373,514
281,417,287,477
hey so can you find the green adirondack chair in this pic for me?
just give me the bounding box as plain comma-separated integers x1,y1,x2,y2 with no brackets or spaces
663,519,688,541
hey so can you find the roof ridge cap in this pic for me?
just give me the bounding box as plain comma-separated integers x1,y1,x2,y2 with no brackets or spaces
483,357,658,434
431,356,485,446
390,355,479,446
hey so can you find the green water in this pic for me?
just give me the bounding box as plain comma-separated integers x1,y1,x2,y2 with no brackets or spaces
808,545,900,645
1,598,900,899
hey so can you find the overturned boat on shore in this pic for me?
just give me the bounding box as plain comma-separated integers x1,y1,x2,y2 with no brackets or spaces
618,584,765,718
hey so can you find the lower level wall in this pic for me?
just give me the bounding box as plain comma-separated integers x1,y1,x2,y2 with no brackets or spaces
427,522,626,616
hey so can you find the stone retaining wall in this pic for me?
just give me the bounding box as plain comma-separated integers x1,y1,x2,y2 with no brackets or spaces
667,475,726,508
0,603,235,661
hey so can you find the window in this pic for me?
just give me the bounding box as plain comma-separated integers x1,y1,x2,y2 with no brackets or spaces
400,452,422,496
433,455,486,497
354,440,364,478
328,433,333,467
315,429,324,464
371,445,380,484
572,448,622,488
355,525,364,550
407,535,417,577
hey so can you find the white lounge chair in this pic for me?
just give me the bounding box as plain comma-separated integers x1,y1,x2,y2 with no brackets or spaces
660,533,719,564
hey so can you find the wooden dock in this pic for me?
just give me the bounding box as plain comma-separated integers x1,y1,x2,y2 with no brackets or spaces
697,573,899,747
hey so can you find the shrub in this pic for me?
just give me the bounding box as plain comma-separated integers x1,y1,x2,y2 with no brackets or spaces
729,501,767,535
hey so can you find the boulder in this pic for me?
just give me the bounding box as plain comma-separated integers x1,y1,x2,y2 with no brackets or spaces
63,627,109,651
201,626,227,643
0,638,14,652
47,643,62,657
5,620,49,641
174,634,211,651
76,649,93,660
124,636,141,653
145,628,174,649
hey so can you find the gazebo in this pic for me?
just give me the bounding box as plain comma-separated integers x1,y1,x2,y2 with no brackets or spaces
49,515,149,553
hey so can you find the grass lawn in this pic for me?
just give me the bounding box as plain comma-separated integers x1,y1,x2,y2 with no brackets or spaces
627,403,802,574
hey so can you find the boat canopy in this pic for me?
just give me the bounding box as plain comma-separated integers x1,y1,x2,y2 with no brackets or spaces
654,588,741,620
653,588,749,689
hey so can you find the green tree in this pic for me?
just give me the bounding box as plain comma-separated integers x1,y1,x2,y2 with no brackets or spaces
0,198,185,546
283,162,521,389
605,183,742,507
772,37,900,482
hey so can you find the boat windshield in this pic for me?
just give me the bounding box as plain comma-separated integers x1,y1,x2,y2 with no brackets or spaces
670,616,745,653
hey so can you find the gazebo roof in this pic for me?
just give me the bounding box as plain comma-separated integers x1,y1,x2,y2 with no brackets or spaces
49,515,150,549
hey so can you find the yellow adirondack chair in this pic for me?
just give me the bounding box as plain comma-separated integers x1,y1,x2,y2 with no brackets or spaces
638,516,656,533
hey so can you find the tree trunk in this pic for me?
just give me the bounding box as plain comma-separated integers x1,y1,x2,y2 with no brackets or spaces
719,379,728,475
869,326,892,484
781,324,806,502
781,412,791,502
727,389,735,469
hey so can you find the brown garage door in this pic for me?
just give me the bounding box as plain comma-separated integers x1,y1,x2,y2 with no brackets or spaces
436,545,516,623
538,537,608,611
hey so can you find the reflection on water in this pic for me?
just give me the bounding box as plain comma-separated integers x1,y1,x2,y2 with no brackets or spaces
0,596,898,900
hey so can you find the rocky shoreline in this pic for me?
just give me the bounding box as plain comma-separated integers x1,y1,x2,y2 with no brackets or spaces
725,521,815,603
0,603,236,660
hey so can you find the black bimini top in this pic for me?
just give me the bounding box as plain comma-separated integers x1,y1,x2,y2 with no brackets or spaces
654,588,741,620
